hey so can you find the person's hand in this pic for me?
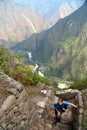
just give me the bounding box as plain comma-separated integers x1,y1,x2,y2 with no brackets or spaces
70,103,78,109
74,104,78,109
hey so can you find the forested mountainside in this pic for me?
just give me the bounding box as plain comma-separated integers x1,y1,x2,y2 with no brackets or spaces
12,2,87,80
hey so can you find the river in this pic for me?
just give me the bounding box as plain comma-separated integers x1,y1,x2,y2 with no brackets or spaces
27,52,44,77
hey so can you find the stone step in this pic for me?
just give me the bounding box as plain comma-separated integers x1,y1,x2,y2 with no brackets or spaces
28,101,73,130
31,115,72,130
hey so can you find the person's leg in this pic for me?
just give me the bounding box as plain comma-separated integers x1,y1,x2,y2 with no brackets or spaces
53,108,58,125
54,108,61,122
54,108,58,120
56,111,61,122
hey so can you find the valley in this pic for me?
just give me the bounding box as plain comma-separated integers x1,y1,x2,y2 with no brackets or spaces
12,2,87,80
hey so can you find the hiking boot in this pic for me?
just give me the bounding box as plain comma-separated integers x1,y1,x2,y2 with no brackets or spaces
52,119,58,126
56,117,61,122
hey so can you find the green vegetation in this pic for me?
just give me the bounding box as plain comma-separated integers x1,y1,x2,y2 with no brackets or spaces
44,28,87,80
0,45,49,86
70,79,87,90
14,52,26,62
12,63,49,85
26,87,37,96
0,46,15,74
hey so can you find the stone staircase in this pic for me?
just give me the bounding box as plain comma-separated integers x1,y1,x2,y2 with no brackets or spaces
0,72,84,130
28,90,74,130
29,103,73,130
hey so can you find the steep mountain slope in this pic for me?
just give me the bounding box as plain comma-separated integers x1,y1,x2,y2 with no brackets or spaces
12,2,87,80
0,0,48,45
48,2,81,26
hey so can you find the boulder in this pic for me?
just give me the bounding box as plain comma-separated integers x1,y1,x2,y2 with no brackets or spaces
1,95,16,111
37,101,46,109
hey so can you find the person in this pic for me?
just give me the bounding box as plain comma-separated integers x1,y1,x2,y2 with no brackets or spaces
53,98,77,124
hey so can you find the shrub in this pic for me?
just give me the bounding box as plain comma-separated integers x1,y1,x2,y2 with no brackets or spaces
11,64,49,86
70,78,87,90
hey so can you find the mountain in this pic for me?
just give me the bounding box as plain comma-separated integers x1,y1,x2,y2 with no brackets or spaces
0,0,84,46
0,0,48,46
14,0,84,29
12,2,87,80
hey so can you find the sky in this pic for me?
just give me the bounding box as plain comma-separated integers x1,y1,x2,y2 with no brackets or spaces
14,0,84,18
14,0,84,5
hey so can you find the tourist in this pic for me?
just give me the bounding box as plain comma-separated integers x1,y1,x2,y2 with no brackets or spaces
53,98,77,124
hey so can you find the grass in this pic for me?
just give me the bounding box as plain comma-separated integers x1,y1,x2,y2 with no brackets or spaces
28,89,37,95
25,85,39,96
